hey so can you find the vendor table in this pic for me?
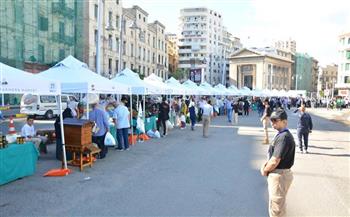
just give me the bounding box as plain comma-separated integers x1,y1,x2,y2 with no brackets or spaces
0,142,38,185
145,116,157,132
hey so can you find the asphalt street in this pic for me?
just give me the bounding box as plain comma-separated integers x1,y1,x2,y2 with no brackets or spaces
0,110,349,216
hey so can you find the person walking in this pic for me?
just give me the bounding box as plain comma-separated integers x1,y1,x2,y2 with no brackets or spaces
261,99,272,144
225,97,233,122
202,99,213,138
296,104,313,153
189,99,196,130
260,109,295,217
89,100,109,159
232,101,239,124
243,98,250,116
113,97,130,151
157,97,170,137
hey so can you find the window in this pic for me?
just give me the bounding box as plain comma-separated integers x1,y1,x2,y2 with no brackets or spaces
38,45,44,62
139,46,141,59
59,49,65,60
94,4,98,19
123,61,126,70
143,17,146,22
116,0,119,4
15,2,23,24
131,64,134,70
138,65,141,73
346,63,350,71
116,15,120,29
108,35,112,49
116,37,119,52
40,96,56,103
130,43,134,56
143,48,146,61
94,30,98,44
139,14,141,19
116,60,119,73
143,66,146,74
39,16,48,31
108,11,113,27
59,22,65,40
108,58,112,73
348,38,350,44
346,51,350,60
123,41,126,55
16,40,23,60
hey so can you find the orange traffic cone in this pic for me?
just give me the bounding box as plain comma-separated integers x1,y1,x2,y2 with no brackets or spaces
8,116,16,135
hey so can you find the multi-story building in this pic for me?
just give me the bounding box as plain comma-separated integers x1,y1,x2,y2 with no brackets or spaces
335,32,350,97
178,7,226,85
320,64,338,90
0,0,79,73
294,53,313,92
0,0,80,105
82,2,168,80
229,47,293,90
166,33,179,75
274,39,296,53
222,28,242,86
311,58,319,94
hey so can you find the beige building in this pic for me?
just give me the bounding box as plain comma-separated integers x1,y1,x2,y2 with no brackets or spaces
166,33,179,74
274,39,296,53
321,64,338,90
229,48,293,90
311,58,319,93
81,1,168,80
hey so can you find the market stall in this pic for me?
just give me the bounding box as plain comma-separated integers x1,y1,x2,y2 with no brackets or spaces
0,62,61,184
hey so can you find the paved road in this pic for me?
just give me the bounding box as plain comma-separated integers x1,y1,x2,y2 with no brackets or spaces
0,110,349,216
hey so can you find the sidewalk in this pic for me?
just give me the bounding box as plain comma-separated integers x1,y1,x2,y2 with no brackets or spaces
307,108,350,126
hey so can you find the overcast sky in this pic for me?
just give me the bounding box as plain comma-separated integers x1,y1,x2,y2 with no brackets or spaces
123,0,350,66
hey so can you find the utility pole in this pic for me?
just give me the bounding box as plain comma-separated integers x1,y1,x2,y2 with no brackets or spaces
96,0,103,75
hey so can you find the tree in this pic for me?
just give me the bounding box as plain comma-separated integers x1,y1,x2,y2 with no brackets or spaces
171,68,186,80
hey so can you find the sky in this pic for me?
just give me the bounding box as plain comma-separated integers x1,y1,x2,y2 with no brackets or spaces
123,0,350,66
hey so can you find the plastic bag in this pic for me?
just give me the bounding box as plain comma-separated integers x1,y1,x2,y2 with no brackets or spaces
104,132,116,146
166,120,173,130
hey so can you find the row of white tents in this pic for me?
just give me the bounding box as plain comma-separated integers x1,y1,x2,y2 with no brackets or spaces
3,55,301,98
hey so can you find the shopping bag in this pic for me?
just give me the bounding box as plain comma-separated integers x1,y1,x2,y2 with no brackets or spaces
166,120,173,130
104,132,116,146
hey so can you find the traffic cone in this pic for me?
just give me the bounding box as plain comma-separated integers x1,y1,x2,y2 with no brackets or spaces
8,116,16,135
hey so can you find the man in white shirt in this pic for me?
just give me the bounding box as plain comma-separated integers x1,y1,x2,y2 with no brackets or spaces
202,99,213,138
21,117,47,150
113,97,131,151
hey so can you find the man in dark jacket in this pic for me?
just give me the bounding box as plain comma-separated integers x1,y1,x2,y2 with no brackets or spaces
296,105,313,153
157,97,170,137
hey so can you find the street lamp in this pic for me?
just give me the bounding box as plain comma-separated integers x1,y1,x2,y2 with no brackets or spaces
129,21,141,74
292,74,301,90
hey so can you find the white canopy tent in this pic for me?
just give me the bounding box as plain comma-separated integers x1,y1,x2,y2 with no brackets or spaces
0,62,70,171
111,68,156,95
239,86,253,96
164,77,188,95
0,62,61,95
214,84,231,96
39,55,130,94
182,80,206,95
144,73,173,95
199,82,221,95
227,85,241,96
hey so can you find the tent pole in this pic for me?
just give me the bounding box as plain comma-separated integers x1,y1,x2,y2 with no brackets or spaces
58,94,68,170
143,95,146,122
130,94,133,145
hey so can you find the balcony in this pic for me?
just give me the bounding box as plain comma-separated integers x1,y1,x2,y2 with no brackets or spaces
52,33,75,46
52,2,74,19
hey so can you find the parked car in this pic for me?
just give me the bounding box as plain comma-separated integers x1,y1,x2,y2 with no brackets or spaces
20,94,77,119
